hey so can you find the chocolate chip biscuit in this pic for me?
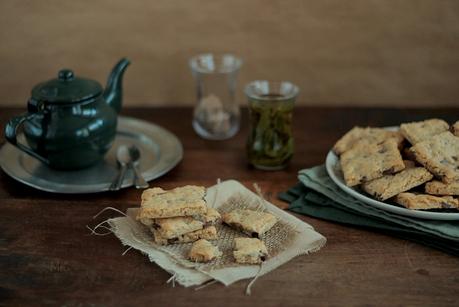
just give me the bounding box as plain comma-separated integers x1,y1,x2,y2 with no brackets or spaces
137,185,207,220
152,226,218,245
188,239,222,262
425,180,459,196
222,209,277,238
340,139,405,187
410,131,459,184
394,192,459,210
233,237,268,264
333,126,404,155
362,163,433,201
151,216,204,239
400,119,449,145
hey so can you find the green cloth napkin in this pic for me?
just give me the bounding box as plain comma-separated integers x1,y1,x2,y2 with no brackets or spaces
279,165,459,256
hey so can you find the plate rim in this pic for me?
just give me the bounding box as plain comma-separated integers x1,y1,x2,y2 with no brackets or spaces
325,148,459,221
0,116,183,194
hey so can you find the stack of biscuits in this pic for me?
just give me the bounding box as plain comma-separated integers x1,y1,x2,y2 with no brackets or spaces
137,186,221,246
137,185,279,264
334,118,459,211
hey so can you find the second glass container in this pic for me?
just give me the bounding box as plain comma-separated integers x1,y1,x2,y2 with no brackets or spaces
245,80,299,170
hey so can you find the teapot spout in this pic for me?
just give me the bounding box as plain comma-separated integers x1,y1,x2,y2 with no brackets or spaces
103,58,130,113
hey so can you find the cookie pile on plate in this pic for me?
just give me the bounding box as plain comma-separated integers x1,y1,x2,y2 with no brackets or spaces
333,119,459,211
137,185,277,263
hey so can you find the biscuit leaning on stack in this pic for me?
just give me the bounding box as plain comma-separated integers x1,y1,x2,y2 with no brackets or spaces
334,119,459,211
137,185,221,246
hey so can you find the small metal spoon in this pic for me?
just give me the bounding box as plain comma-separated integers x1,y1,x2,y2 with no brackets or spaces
128,145,149,189
109,145,131,191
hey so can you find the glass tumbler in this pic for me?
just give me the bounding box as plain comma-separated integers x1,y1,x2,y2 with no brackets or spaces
189,53,242,140
245,80,299,170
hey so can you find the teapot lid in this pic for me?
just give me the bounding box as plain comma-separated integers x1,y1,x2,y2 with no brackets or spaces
31,69,103,104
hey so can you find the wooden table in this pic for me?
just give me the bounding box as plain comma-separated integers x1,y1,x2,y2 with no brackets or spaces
1,107,458,306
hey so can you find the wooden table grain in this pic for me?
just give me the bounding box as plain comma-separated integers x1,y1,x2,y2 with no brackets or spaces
1,107,458,306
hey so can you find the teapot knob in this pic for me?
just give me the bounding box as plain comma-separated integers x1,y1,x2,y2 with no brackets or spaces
58,69,74,81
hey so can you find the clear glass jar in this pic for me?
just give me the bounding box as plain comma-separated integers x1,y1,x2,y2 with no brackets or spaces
189,53,242,140
245,80,299,170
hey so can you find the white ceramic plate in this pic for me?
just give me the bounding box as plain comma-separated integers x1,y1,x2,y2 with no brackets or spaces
325,137,459,221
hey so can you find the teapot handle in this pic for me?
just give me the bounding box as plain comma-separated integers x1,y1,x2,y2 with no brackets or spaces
4,113,50,165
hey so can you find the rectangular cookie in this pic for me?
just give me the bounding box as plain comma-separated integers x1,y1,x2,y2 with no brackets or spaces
188,239,222,263
362,163,433,201
333,126,404,155
400,119,449,145
140,207,221,228
394,192,459,210
340,139,405,187
151,226,218,245
151,216,204,239
425,180,459,196
222,209,277,238
233,237,268,264
137,185,207,220
410,131,459,184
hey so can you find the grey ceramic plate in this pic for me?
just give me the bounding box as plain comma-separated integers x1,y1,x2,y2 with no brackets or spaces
0,116,183,194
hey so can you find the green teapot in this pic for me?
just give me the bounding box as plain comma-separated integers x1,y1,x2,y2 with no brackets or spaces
4,58,130,170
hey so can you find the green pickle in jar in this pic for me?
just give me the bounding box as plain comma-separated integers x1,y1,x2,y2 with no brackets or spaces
247,94,295,170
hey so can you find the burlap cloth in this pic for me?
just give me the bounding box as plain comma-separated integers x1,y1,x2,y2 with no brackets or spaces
102,180,326,289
